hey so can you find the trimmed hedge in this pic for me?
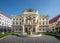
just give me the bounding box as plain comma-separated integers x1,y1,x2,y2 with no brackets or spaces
39,32,60,38
0,32,21,38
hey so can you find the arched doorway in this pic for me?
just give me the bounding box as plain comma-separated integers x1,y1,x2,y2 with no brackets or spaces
25,27,28,33
33,28,35,32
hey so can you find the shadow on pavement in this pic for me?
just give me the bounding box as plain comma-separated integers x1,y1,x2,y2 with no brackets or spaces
56,37,60,41
12,34,28,38
46,35,60,41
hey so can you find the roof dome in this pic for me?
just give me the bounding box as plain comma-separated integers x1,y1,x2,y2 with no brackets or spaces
23,9,39,14
24,9,37,12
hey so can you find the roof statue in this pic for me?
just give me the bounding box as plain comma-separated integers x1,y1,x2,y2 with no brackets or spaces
24,9,37,12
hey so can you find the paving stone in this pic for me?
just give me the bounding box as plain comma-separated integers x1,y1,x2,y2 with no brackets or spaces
0,35,60,43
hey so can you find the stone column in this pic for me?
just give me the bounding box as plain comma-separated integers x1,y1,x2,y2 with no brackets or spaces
35,25,39,32
35,26,37,32
27,27,29,35
22,25,25,35
24,17,26,23
30,28,33,35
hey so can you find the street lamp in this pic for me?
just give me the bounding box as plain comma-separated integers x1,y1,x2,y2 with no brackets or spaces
2,24,4,34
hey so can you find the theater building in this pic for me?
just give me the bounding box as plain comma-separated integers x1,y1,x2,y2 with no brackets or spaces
12,9,49,34
49,15,60,32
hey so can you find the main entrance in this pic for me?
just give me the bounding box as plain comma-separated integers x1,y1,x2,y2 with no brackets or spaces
33,28,35,32
25,27,28,33
25,27,35,35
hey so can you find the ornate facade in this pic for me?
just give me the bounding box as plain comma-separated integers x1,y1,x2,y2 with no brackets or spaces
49,15,60,32
12,9,49,34
0,12,11,31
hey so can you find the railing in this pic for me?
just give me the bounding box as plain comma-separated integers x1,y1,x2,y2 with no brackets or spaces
12,22,49,26
23,22,39,25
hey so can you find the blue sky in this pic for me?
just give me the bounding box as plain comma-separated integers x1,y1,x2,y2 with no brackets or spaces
0,0,60,19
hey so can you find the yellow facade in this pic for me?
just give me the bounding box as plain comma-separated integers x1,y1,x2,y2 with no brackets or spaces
12,9,49,33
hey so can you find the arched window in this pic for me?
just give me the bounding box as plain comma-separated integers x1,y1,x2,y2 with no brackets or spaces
43,22,44,25
33,20,35,22
58,21,60,25
16,18,18,20
13,22,15,24
16,22,18,25
13,18,15,20
20,22,21,25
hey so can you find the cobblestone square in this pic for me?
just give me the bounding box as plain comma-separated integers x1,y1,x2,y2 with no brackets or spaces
0,35,60,43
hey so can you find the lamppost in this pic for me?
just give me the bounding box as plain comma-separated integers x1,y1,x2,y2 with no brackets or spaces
2,24,4,34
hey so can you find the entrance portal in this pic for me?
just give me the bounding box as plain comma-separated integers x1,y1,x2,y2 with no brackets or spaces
25,27,33,35
25,28,28,33
25,27,35,34
33,28,35,32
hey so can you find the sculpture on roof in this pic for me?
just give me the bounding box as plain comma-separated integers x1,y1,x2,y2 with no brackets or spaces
24,8,36,12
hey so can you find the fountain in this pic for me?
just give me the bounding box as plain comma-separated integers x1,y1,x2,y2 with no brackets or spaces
26,15,33,36
18,9,43,37
24,15,42,37
17,15,43,37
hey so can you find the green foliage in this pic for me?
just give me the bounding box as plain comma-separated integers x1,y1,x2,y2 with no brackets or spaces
39,32,60,38
0,32,21,38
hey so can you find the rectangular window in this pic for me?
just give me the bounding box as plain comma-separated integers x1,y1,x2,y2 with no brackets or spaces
20,22,21,24
13,22,15,24
39,22,41,24
16,22,18,25
0,18,1,20
46,18,48,20
13,18,15,20
43,22,44,25
33,17,35,18
20,18,21,20
22,20,24,22
37,20,38,22
16,18,18,20
43,18,44,20
58,21,60,25
33,20,35,22
26,20,27,23
0,15,1,17
46,22,48,25
0,22,1,24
